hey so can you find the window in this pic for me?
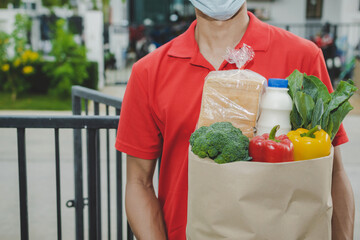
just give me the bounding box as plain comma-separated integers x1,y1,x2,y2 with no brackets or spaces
306,0,323,19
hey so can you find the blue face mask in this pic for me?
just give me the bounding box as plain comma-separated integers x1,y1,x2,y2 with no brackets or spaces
189,0,246,21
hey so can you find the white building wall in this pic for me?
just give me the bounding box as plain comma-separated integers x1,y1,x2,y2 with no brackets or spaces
247,0,360,52
247,0,306,24
0,9,25,57
109,0,129,69
0,9,18,35
247,0,359,24
340,0,360,23
270,0,305,23
84,10,105,88
322,0,342,23
338,0,360,58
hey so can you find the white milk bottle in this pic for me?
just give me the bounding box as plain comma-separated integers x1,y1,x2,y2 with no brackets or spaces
256,78,293,136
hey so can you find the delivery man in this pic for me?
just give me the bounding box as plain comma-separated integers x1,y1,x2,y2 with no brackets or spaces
115,0,355,239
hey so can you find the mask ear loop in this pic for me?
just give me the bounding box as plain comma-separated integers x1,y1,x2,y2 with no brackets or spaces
224,44,255,69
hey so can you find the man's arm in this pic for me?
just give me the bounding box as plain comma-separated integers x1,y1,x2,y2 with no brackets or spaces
331,146,355,240
125,155,167,240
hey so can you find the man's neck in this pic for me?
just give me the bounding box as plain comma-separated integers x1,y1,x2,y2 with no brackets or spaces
194,4,249,70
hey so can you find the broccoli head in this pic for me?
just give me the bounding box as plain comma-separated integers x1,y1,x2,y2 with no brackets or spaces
189,122,251,163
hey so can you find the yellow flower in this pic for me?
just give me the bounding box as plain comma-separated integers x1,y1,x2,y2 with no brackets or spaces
0,38,9,45
13,58,21,67
22,66,34,74
1,64,10,72
30,52,39,61
21,50,39,62
21,50,30,61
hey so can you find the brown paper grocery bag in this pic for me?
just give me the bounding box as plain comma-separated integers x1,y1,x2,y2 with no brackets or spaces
186,148,334,240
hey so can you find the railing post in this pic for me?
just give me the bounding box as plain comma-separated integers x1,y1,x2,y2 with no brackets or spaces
17,128,29,240
106,106,112,240
115,108,125,240
87,129,101,240
333,24,338,42
94,102,102,239
72,94,84,240
55,128,63,240
116,149,123,240
127,222,133,240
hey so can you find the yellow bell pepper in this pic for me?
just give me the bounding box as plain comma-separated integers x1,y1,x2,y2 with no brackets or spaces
287,125,331,161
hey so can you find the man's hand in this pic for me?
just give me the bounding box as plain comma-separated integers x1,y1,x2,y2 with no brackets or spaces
331,146,355,240
125,155,167,240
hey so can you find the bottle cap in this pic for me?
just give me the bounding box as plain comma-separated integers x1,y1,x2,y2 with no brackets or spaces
268,78,288,88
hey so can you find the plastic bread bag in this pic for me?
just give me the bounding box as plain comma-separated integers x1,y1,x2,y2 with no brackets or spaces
197,44,267,139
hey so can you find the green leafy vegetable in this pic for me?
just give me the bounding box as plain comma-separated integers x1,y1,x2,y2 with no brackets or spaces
303,73,331,104
328,80,357,112
290,104,302,129
287,70,358,140
311,98,325,128
287,69,303,99
329,101,354,139
294,91,315,128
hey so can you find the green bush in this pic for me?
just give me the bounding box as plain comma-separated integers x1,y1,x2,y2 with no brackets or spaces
0,14,38,100
1,16,99,98
24,60,98,94
0,31,9,91
0,71,5,91
83,61,99,90
27,61,51,94
0,0,21,8
42,0,70,8
43,18,88,98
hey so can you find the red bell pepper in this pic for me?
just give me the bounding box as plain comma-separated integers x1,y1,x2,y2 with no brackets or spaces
249,125,294,163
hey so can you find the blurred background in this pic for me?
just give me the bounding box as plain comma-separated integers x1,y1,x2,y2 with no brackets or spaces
0,0,360,240
0,0,359,94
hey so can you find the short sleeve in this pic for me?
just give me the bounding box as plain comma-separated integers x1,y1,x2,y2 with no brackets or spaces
305,48,349,146
115,63,163,159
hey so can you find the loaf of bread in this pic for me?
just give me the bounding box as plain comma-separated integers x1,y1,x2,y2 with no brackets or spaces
197,69,266,138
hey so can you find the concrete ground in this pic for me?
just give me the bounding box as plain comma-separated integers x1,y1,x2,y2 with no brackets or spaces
0,83,360,239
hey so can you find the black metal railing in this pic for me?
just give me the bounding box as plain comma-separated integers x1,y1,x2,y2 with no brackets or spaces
0,115,119,240
0,86,136,240
70,85,133,240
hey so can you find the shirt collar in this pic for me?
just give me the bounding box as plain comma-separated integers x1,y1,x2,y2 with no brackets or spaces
167,11,270,59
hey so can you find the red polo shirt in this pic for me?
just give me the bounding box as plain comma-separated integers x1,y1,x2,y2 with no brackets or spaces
116,12,348,240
